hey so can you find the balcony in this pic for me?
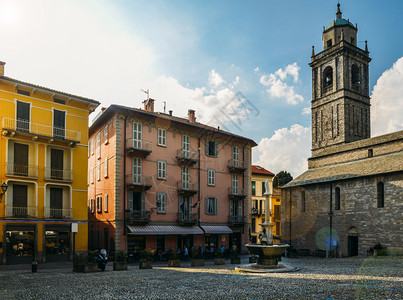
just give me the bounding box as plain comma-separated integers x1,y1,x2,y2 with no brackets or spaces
1,117,80,144
228,215,245,226
176,149,199,166
126,174,152,191
126,138,152,158
5,206,37,218
251,207,265,216
228,187,246,200
127,210,151,225
177,181,198,196
44,207,73,219
227,160,246,173
6,162,38,179
177,212,197,225
45,168,73,182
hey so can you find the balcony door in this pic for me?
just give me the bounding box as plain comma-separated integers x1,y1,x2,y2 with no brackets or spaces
232,146,239,167
182,166,190,189
230,200,242,221
16,101,30,132
51,149,64,180
179,196,192,220
132,157,142,184
182,134,190,158
232,174,239,195
13,184,28,217
50,188,63,218
53,110,66,139
132,122,142,149
14,143,29,176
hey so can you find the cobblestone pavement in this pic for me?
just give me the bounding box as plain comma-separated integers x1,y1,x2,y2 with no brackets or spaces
0,256,402,300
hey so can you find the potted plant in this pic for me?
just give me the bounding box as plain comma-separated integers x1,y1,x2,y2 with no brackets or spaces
139,249,153,269
73,252,99,273
167,250,181,267
113,251,128,271
230,246,241,264
214,248,225,265
190,247,205,267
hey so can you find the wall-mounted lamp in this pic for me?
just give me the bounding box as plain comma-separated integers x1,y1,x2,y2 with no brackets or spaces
0,182,8,202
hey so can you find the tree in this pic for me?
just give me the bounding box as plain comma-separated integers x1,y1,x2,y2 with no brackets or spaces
273,171,293,188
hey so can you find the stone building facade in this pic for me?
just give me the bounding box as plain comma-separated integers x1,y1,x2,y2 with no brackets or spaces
281,5,403,257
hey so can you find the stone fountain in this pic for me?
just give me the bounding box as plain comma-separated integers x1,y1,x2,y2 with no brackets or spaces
236,180,297,273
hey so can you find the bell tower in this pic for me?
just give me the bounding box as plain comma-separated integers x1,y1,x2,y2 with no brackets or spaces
310,4,371,153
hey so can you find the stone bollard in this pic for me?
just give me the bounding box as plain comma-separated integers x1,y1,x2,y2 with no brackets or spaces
32,261,38,273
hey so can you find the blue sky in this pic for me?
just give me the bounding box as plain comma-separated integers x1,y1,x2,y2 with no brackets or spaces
1,0,403,176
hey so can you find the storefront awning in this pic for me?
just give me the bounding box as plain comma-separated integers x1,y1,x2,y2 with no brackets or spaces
200,225,233,234
127,225,203,235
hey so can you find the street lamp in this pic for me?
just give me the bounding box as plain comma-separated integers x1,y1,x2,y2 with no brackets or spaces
0,182,8,202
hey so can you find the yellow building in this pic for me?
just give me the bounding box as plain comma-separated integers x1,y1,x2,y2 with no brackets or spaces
0,61,99,264
250,165,281,243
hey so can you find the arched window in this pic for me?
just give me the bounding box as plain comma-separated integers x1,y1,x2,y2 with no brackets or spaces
377,182,384,208
352,64,360,86
335,187,341,210
323,66,333,89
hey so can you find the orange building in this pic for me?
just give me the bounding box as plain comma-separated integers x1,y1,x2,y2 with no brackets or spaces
88,100,256,257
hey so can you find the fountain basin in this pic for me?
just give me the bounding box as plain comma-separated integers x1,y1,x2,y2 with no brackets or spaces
245,243,289,266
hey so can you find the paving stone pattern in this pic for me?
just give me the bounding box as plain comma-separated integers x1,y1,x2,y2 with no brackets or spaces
0,257,401,299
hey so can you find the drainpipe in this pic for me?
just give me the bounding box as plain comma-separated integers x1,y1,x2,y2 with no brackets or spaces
289,189,292,247
123,114,129,238
328,183,333,258
242,142,247,243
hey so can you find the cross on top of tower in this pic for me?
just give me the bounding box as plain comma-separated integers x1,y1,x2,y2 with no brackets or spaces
336,3,342,19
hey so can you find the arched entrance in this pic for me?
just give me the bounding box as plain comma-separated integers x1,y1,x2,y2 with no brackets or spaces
347,226,358,256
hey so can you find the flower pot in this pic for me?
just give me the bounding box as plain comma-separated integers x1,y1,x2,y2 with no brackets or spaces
190,259,205,267
139,259,153,269
214,258,225,265
168,259,181,267
83,263,100,273
113,262,128,271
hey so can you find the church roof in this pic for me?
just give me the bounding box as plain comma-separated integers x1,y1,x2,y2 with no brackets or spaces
283,151,403,188
325,3,355,31
252,165,274,176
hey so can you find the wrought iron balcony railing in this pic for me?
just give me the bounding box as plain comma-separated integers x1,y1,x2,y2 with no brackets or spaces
5,205,37,218
44,207,73,219
6,162,38,178
45,168,73,182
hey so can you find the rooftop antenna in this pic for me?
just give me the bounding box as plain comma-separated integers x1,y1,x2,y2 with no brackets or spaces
163,101,166,113
141,89,150,105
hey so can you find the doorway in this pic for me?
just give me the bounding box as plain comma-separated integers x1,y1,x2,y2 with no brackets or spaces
348,236,358,256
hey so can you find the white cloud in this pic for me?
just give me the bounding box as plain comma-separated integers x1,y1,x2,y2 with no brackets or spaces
208,69,226,87
302,107,311,115
371,57,403,136
259,63,304,105
254,67,260,73
252,124,311,177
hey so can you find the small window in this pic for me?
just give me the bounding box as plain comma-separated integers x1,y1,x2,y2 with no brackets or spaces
300,191,306,212
158,128,166,146
352,64,360,86
54,98,65,105
90,198,95,214
350,38,355,45
335,187,341,210
206,140,218,157
96,196,102,213
368,149,373,158
377,182,384,208
157,161,167,179
205,197,218,214
104,125,109,144
251,181,256,196
324,66,333,88
327,39,332,48
17,89,30,96
97,133,101,159
207,169,215,186
104,157,108,178
104,194,109,212
251,218,256,233
157,193,166,213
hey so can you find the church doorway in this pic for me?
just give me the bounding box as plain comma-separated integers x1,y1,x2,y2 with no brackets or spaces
347,227,358,256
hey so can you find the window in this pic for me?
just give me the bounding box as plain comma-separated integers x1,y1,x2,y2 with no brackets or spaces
50,148,64,180
275,221,280,236
352,64,360,86
206,140,218,157
53,109,66,139
182,134,190,158
97,133,101,158
104,157,108,178
261,181,266,196
96,196,102,213
232,146,239,167
91,140,94,155
377,182,384,208
251,181,256,196
368,149,373,158
232,174,239,194
90,198,94,213
17,89,30,96
327,39,332,48
251,218,256,233
274,205,281,220
132,121,142,149
16,101,30,132
157,193,166,213
49,187,64,218
13,142,29,176
158,128,166,146
205,197,218,214
90,167,94,184
104,125,109,144
335,187,341,210
207,169,215,186
104,194,108,212
13,184,28,217
182,165,190,189
132,157,142,184
300,191,306,212
324,66,333,88
97,161,101,181
157,161,167,179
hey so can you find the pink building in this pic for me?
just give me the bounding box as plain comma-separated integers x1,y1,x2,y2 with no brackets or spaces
88,100,256,258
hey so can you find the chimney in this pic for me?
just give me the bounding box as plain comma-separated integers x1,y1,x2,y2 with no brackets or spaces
144,98,155,112
188,109,196,123
0,61,5,76
101,107,107,113
169,110,173,116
